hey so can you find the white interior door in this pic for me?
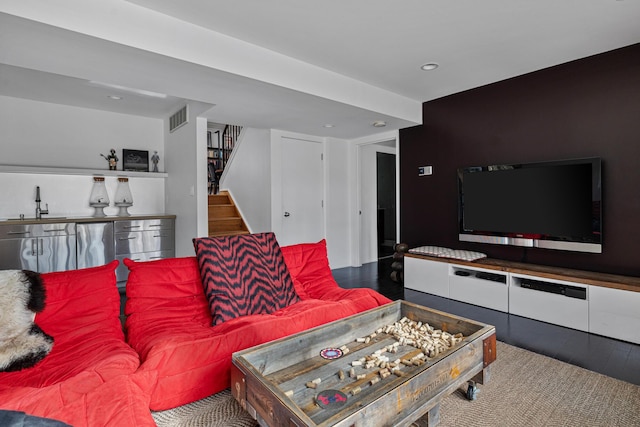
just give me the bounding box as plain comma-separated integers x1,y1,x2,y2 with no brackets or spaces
279,137,324,246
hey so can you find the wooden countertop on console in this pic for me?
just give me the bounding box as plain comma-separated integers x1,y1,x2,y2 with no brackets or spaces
0,214,176,225
405,252,640,293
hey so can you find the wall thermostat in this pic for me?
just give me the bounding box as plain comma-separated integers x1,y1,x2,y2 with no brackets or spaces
418,166,433,176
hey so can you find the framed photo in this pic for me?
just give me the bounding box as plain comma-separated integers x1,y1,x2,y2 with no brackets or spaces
123,149,149,172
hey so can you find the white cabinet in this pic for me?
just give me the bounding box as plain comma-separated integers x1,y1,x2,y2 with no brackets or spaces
449,266,508,312
509,274,589,332
589,286,640,344
404,256,508,309
404,256,449,297
405,254,639,343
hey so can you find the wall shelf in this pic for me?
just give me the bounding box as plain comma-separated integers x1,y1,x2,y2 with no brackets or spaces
0,165,168,178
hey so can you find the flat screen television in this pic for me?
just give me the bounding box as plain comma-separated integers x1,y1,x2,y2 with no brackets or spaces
458,157,602,253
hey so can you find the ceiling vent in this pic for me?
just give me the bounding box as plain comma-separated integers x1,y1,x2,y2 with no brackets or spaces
169,105,188,133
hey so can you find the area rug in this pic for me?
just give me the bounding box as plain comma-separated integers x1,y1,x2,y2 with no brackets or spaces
152,341,640,426
152,389,256,427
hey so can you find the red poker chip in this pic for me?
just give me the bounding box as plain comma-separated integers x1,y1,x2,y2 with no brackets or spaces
316,389,348,409
319,348,343,360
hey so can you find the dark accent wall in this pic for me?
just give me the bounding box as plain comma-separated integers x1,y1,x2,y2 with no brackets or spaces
400,43,640,277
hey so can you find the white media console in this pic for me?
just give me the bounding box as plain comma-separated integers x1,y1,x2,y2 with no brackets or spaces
404,254,640,344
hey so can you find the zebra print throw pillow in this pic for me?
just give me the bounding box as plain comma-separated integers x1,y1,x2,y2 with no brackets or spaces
193,232,300,326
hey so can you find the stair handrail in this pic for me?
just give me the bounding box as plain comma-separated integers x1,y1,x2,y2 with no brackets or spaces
221,124,242,170
218,126,245,190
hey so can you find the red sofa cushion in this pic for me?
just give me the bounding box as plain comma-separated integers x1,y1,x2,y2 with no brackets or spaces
280,239,342,298
280,239,392,308
0,261,155,427
125,239,392,410
124,256,212,361
193,232,300,325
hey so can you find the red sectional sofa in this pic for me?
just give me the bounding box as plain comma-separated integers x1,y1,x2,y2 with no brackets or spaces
125,239,392,410
0,261,156,427
0,237,391,423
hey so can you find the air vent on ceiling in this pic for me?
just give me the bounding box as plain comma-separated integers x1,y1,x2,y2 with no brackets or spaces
169,105,188,133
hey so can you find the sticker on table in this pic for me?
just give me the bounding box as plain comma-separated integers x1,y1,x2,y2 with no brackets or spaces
316,389,348,409
320,348,343,359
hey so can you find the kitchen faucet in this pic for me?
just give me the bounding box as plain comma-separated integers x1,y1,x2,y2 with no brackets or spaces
35,186,49,219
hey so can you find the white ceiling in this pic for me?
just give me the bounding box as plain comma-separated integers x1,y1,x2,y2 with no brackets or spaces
1,0,639,139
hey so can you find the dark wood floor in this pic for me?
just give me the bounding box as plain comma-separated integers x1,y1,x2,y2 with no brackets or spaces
332,259,640,386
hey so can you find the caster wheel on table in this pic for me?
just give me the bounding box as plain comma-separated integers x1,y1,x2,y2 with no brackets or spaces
466,381,479,401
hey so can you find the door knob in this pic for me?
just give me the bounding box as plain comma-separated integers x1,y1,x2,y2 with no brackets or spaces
284,212,291,217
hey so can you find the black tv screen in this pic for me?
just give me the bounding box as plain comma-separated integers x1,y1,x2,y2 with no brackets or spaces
458,158,602,253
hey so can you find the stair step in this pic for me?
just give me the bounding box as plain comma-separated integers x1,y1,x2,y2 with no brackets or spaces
208,204,237,218
208,218,247,233
208,230,251,237
208,194,231,205
207,190,249,237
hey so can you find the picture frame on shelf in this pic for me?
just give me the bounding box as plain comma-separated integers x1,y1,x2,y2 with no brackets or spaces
123,149,149,172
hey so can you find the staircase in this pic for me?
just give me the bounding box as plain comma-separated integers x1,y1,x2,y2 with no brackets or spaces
208,191,250,237
208,124,242,195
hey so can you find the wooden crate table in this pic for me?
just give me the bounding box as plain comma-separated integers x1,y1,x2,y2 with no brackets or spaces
231,300,496,427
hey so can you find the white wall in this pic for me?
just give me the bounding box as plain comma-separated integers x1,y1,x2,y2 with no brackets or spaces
219,127,271,233
0,173,164,219
325,138,353,268
0,96,165,219
164,108,209,257
0,96,164,170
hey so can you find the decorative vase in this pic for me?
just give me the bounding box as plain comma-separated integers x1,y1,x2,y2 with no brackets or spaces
89,176,109,217
114,177,133,216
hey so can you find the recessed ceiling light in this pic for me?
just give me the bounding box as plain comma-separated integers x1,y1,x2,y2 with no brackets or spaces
420,63,439,71
372,121,387,128
323,124,335,128
107,95,123,100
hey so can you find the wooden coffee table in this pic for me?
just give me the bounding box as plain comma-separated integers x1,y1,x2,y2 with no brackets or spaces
231,300,496,427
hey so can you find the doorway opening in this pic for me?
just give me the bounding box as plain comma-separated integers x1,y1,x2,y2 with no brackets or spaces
376,152,396,259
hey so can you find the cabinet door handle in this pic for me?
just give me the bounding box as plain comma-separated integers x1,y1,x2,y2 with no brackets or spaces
31,239,36,256
7,231,30,235
153,234,168,238
149,256,163,260
148,224,162,228
122,225,141,229
118,237,137,240
44,228,66,232
39,238,44,256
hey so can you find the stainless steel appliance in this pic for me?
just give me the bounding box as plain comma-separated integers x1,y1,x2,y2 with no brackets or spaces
76,222,115,270
114,218,175,286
